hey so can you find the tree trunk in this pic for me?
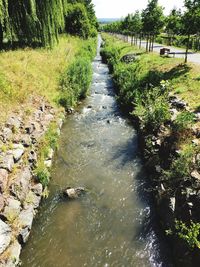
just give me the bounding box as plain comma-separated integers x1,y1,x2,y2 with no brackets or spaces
139,34,142,49
151,35,154,51
0,24,3,49
149,35,152,52
185,34,190,63
146,35,149,52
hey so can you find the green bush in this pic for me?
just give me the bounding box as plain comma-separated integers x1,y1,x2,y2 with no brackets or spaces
59,38,96,109
59,56,92,109
133,87,171,132
175,220,200,249
65,3,97,39
35,163,50,187
163,144,195,184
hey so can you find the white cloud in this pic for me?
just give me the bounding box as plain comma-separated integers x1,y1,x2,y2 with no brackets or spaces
93,0,184,18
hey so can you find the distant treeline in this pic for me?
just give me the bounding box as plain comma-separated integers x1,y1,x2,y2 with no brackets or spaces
0,0,98,48
102,0,200,62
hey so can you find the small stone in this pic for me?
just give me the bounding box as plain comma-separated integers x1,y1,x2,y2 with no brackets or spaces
63,187,85,199
3,197,21,222
0,169,8,193
0,219,11,254
169,197,176,212
1,128,12,141
11,147,25,162
155,165,162,173
44,160,52,168
25,123,35,134
28,150,37,164
0,154,14,172
67,107,74,114
191,170,200,180
21,135,32,147
6,117,21,131
31,183,43,196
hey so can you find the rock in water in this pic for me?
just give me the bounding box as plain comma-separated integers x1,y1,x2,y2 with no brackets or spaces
63,187,85,199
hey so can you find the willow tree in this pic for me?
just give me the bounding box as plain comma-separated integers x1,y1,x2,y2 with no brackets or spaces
0,0,67,47
0,0,11,47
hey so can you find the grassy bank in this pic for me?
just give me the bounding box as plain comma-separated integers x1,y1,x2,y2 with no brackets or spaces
0,35,96,123
101,33,200,112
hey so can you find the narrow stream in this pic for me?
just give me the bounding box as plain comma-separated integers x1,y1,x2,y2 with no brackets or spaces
21,36,173,267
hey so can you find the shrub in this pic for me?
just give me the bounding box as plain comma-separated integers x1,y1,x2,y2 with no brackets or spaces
163,144,195,185
175,220,200,249
133,86,171,132
59,56,92,109
65,3,96,39
59,38,95,109
35,163,50,187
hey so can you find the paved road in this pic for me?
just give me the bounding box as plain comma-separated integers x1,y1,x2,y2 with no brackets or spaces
117,34,200,65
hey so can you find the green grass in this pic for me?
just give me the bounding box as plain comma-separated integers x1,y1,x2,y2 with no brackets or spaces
102,33,200,111
0,35,95,123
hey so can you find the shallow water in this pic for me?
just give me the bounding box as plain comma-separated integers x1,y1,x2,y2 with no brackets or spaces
21,36,173,267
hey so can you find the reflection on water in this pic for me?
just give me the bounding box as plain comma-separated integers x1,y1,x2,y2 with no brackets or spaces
21,36,173,267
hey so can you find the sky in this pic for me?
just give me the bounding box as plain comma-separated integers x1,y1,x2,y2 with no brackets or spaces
93,0,184,18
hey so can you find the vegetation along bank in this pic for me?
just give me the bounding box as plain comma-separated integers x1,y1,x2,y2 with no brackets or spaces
0,0,98,265
101,33,200,266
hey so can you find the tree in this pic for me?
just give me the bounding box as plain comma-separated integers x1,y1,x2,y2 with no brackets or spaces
129,11,142,46
182,0,200,62
65,3,91,39
166,8,182,45
142,0,164,52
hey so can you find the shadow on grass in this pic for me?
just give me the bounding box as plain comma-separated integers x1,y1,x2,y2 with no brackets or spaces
0,41,42,51
140,63,192,89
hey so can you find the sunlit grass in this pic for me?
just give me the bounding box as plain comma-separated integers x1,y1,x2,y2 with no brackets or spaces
103,33,200,111
0,35,88,122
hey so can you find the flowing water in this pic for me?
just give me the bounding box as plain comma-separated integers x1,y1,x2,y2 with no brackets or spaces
21,36,173,267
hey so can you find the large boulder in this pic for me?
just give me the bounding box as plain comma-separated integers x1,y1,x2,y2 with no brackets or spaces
10,167,32,201
120,54,138,64
3,197,21,222
63,187,85,200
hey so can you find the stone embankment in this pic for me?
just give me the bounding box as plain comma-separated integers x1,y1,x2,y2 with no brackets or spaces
138,95,200,266
0,97,64,266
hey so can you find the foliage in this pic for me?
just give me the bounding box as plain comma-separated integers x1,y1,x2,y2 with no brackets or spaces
59,39,95,109
65,3,94,39
35,162,50,187
0,0,97,48
173,111,195,132
175,220,200,249
133,85,171,132
163,144,195,185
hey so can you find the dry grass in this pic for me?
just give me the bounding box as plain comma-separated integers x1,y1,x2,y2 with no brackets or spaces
0,35,85,123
